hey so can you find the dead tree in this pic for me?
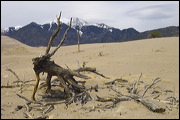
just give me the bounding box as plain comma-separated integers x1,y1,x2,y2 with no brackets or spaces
77,28,80,52
31,12,107,104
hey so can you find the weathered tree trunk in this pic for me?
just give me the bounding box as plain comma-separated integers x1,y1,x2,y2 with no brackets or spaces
31,12,80,102
77,28,80,52
139,98,165,113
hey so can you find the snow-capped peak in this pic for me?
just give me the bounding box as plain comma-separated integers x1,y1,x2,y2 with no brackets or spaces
61,17,70,24
72,17,88,28
1,17,114,35
48,19,56,31
62,17,89,29
4,27,9,32
1,28,8,34
1,25,22,34
48,17,112,32
15,25,22,30
94,23,112,29
92,23,113,32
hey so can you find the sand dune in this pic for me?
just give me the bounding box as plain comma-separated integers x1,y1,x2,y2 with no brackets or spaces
1,36,34,56
1,36,179,119
1,36,31,50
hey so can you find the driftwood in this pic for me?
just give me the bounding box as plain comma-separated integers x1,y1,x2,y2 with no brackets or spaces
96,76,166,113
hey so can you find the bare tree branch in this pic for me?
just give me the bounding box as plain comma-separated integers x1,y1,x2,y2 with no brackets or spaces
45,11,62,55
105,78,128,85
131,72,142,94
142,77,161,98
5,65,20,81
16,94,44,105
47,17,72,58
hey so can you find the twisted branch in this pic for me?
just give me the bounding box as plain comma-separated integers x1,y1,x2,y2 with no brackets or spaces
45,11,62,55
47,17,73,58
142,77,161,98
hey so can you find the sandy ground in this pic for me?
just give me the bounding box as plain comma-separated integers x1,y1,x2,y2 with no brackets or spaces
1,35,179,119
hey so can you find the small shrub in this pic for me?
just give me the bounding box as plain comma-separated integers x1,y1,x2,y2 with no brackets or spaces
148,31,161,38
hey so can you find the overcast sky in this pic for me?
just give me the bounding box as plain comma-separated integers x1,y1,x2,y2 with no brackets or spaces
1,1,179,32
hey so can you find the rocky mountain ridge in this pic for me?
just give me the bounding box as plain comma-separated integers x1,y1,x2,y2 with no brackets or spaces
1,18,179,46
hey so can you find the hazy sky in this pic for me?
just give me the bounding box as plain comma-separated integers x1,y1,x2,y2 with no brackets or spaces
1,1,179,32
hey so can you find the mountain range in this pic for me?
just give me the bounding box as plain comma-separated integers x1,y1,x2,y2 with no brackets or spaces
1,18,179,47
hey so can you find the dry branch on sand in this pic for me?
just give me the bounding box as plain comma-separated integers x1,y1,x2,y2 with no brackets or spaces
96,75,179,113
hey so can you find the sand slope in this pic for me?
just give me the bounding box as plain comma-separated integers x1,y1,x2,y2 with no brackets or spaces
1,36,35,56
1,36,179,119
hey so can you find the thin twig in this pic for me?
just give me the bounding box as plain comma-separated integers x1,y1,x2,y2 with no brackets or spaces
5,65,20,81
76,60,80,69
42,105,54,115
153,93,161,99
105,78,128,85
131,73,142,94
108,85,124,96
16,94,44,105
24,111,34,119
135,73,142,91
142,78,161,98
166,105,172,111
92,71,110,79
24,101,31,112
